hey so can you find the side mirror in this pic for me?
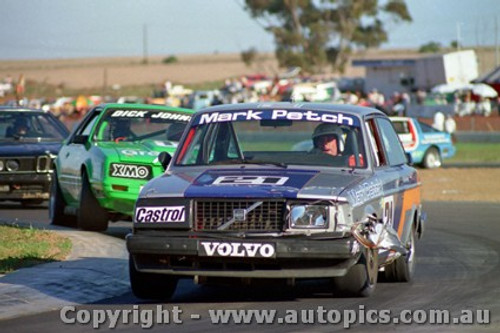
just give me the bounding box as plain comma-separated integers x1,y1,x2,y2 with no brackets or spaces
158,152,172,171
405,152,413,165
72,135,89,144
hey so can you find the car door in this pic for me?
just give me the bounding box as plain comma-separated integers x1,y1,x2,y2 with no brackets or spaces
366,116,419,241
57,108,102,204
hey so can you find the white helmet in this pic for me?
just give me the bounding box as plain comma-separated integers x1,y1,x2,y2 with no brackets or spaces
312,123,345,150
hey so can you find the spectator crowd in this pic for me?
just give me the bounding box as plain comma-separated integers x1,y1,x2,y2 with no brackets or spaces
1,72,499,130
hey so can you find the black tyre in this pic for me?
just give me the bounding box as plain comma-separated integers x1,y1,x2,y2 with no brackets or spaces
21,199,44,207
50,171,77,227
422,147,441,169
77,172,108,231
129,255,178,300
333,248,378,297
384,228,416,282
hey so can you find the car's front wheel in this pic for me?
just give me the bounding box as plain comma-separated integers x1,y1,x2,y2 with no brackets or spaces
384,227,416,282
332,248,378,297
129,255,178,300
77,172,108,231
50,171,76,227
422,147,442,169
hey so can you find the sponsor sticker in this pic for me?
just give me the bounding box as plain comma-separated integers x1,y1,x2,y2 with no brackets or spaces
110,110,149,118
195,109,358,127
119,150,159,157
109,109,191,122
198,241,276,258
212,175,289,186
347,179,384,206
150,112,191,122
382,195,395,227
110,163,151,179
135,206,186,223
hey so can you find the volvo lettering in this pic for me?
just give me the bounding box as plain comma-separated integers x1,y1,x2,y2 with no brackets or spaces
199,242,276,258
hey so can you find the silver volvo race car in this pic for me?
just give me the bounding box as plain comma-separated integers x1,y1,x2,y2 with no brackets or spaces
126,102,425,299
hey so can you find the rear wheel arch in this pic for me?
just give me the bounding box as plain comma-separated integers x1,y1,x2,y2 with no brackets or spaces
429,144,441,156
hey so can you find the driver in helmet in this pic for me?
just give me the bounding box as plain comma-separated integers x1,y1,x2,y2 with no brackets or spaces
311,123,344,156
8,117,30,138
111,118,132,142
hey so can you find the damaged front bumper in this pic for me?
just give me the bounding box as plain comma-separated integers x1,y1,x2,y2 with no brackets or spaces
127,233,363,279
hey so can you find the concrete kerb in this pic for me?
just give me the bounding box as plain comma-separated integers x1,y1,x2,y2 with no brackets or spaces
0,219,130,321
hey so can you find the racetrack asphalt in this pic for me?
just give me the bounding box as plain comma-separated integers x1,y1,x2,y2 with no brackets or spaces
1,197,499,324
0,220,129,321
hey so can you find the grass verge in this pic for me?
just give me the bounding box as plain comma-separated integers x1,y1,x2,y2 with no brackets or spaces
0,224,72,274
446,142,500,163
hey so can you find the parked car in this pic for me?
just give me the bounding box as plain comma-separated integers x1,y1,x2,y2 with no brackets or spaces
50,103,195,231
281,82,341,103
0,106,69,205
390,116,456,168
186,90,219,110
127,102,425,300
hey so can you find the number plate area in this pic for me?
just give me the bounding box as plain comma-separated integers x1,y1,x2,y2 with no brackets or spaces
198,241,276,258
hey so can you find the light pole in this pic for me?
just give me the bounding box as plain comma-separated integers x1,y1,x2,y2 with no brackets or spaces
143,24,149,64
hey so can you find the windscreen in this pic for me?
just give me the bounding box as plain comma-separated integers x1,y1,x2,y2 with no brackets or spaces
93,108,191,144
175,109,367,168
0,111,68,142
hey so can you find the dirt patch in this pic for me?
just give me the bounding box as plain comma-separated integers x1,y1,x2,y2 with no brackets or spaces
419,168,500,202
1,47,497,90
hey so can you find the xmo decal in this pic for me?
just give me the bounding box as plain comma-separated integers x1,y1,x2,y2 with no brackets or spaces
110,163,151,179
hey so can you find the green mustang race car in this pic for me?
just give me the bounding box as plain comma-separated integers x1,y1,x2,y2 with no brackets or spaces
50,103,194,231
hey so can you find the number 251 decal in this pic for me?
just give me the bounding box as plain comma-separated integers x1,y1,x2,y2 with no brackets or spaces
382,196,394,227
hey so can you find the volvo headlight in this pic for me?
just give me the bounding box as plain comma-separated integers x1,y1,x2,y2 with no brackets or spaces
289,205,329,229
0,160,4,171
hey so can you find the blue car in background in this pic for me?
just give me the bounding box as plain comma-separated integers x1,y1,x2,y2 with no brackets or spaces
0,106,69,205
186,90,219,110
390,117,456,169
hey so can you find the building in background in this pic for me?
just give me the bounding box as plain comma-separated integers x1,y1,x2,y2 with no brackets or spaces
352,50,479,97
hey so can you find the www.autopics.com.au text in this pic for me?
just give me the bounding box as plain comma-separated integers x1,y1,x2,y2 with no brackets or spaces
60,305,490,329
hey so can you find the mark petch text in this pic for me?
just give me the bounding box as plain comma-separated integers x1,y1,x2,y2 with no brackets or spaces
60,305,490,329
195,109,358,127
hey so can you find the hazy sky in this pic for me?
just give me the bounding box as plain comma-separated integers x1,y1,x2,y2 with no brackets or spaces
1,0,499,60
